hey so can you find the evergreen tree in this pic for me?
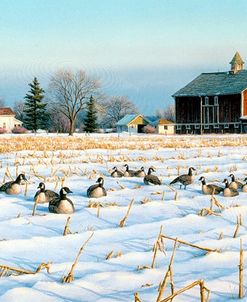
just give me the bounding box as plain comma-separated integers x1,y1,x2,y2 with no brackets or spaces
23,77,47,132
84,96,98,132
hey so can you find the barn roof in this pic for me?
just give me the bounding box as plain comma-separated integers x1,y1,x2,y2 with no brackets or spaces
0,107,15,115
173,70,247,97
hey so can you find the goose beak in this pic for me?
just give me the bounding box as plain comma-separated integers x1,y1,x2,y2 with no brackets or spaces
67,189,73,194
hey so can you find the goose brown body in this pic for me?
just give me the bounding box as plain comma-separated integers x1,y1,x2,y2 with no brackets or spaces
199,176,223,195
228,174,243,190
123,164,136,177
134,167,146,177
242,178,247,193
111,167,124,178
87,177,107,198
223,179,239,197
144,167,161,185
34,183,59,204
170,167,196,189
49,187,74,214
0,174,27,195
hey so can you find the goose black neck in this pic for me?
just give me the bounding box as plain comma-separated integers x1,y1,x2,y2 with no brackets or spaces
60,191,67,199
224,181,229,188
148,168,152,175
231,175,235,181
188,168,193,176
15,176,22,184
201,179,206,185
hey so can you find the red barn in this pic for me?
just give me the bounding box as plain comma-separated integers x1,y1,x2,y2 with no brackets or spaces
173,52,247,134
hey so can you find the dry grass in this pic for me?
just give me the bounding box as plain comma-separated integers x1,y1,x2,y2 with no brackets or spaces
1,135,247,153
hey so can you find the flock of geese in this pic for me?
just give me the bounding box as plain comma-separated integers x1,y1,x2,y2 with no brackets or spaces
0,165,246,214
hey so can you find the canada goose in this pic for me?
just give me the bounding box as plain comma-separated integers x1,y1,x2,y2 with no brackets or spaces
134,167,146,177
170,167,196,189
111,166,124,178
228,174,243,190
0,173,27,195
48,187,74,214
123,164,136,177
34,182,59,204
144,167,161,185
199,176,223,195
87,177,107,198
223,179,239,197
242,177,247,193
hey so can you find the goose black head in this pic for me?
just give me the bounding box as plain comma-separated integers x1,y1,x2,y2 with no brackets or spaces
141,167,145,171
148,167,155,175
223,179,229,187
112,166,117,171
188,167,196,176
228,174,235,181
244,177,247,182
38,182,45,190
60,187,73,195
199,176,205,181
16,173,27,184
123,164,129,171
96,177,104,186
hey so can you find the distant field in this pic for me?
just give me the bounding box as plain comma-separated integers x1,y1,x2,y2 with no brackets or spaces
0,133,247,152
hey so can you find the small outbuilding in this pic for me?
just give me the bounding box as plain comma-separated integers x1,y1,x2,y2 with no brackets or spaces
116,114,151,133
156,119,175,134
0,107,23,132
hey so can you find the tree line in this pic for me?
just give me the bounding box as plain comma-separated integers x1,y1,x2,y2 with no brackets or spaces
10,69,139,135
5,68,175,135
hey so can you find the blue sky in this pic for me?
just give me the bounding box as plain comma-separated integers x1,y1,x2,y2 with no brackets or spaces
0,0,247,114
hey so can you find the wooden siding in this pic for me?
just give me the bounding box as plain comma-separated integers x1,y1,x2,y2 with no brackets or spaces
175,94,241,124
175,97,201,123
243,90,247,116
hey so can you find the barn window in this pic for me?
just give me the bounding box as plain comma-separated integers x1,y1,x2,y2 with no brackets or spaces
164,125,168,130
204,124,209,129
186,125,191,130
195,124,200,129
234,123,239,128
224,124,229,129
214,124,219,129
214,96,219,105
205,96,209,105
176,125,181,130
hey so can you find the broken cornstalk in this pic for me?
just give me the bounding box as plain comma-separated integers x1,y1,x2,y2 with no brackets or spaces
119,199,134,227
62,232,94,283
0,262,51,277
161,234,219,253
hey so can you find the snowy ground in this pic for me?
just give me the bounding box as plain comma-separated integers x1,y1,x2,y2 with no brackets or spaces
0,135,247,301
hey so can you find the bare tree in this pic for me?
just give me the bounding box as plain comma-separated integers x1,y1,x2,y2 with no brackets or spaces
13,100,25,121
48,69,100,135
100,96,138,128
156,104,175,122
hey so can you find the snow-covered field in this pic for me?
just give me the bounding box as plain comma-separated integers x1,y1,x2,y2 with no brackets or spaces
1,134,247,301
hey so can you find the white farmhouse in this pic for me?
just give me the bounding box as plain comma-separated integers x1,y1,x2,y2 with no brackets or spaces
0,108,23,132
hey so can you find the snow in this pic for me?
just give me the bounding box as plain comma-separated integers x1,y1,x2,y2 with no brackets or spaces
0,136,247,301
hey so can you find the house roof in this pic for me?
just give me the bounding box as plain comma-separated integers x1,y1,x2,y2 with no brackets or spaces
158,119,174,125
0,107,15,115
116,114,138,126
173,69,247,97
